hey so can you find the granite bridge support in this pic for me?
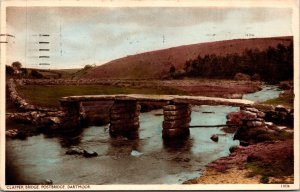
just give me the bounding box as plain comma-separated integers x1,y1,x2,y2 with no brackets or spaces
59,94,255,139
60,100,81,130
109,99,141,139
162,103,191,139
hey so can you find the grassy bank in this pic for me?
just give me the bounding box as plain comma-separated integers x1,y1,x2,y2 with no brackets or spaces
263,90,294,108
17,84,185,108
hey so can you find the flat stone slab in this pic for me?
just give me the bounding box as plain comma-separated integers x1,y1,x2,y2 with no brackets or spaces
60,94,256,107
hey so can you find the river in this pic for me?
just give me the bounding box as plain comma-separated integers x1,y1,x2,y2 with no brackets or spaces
6,85,283,184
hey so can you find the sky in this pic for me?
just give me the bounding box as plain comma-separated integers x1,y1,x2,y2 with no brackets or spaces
5,6,293,69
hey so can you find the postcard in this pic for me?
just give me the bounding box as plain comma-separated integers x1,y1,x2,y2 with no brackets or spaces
0,0,299,190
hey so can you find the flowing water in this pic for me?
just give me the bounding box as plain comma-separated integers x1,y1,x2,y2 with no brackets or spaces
6,85,282,184
243,85,283,102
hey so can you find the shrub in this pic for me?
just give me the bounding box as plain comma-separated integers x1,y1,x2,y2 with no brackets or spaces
234,73,251,81
6,65,14,76
12,61,22,70
30,70,44,78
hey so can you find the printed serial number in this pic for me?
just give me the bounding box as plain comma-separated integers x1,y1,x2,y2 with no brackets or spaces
281,184,290,188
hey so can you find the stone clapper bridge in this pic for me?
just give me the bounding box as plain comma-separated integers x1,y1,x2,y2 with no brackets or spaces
60,94,255,139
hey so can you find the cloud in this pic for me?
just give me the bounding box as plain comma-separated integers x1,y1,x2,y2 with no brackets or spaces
6,7,292,69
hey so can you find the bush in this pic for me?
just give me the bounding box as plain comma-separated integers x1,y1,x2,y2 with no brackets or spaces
251,73,261,81
234,73,251,81
183,42,293,82
6,65,14,76
84,65,93,70
12,61,22,70
20,68,28,76
30,70,44,78
169,65,176,73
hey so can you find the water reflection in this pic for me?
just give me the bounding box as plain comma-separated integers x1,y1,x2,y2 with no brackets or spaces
57,129,85,148
163,137,193,153
6,106,240,184
6,85,283,184
107,137,140,159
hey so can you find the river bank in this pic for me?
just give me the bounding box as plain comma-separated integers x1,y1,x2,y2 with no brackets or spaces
183,85,294,185
6,107,240,184
14,79,262,108
5,78,293,184
184,139,294,184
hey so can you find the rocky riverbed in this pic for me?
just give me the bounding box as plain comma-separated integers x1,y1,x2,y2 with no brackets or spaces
6,106,240,184
185,103,294,184
184,140,294,184
5,78,293,184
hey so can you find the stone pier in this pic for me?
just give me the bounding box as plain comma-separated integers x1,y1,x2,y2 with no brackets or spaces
109,99,141,138
60,100,81,130
162,103,191,139
59,94,255,137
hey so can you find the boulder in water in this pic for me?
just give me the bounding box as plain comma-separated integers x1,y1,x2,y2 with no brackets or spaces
43,179,53,185
83,150,98,158
210,134,219,142
131,150,143,157
5,129,18,138
65,146,84,155
229,146,239,153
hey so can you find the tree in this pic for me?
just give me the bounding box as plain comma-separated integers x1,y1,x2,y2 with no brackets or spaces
84,64,93,70
30,70,43,79
169,65,176,73
6,65,14,76
12,61,22,70
184,60,191,73
181,42,293,82
20,68,28,75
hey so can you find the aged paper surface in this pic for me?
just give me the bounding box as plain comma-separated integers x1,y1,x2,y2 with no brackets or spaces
0,0,299,190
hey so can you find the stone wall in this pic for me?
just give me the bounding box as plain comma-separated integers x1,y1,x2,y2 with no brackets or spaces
6,79,68,138
7,79,57,112
6,111,66,139
7,79,37,111
21,79,157,87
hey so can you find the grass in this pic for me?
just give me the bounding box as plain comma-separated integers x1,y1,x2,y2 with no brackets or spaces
17,84,186,108
273,131,294,141
245,158,294,178
263,91,294,109
25,68,81,79
245,139,294,183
